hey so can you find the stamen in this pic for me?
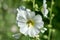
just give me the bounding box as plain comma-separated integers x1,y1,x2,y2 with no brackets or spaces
27,20,34,27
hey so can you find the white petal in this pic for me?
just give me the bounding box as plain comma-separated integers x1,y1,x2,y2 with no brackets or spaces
31,12,35,18
33,15,42,23
41,30,45,33
33,15,44,29
44,28,47,31
28,28,32,37
40,28,47,33
12,33,20,39
20,26,28,35
26,9,31,12
35,21,44,29
43,0,46,4
17,15,27,22
43,4,47,9
28,28,39,37
17,22,27,28
45,9,48,15
17,8,27,20
44,9,48,17
26,9,35,19
42,0,48,18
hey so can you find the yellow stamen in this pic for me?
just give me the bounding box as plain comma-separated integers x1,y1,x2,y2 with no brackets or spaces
27,20,34,27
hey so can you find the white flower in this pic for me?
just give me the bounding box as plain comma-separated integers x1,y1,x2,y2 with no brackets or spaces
40,28,47,33
41,0,48,18
16,6,44,37
12,33,20,39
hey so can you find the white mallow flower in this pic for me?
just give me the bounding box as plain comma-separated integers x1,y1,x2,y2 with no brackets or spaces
16,6,45,37
41,0,48,18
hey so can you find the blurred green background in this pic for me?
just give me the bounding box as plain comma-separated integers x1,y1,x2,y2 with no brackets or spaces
0,0,60,40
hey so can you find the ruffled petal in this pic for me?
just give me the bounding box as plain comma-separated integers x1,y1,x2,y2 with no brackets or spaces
28,27,39,37
34,21,44,29
43,9,48,17
20,26,28,35
17,8,27,20
33,15,42,23
26,9,35,19
17,21,27,28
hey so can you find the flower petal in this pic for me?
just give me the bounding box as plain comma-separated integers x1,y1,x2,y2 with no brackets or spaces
17,22,27,28
26,9,35,19
20,26,28,35
42,0,48,18
43,9,48,17
35,21,44,29
33,15,42,23
28,28,39,37
17,8,27,20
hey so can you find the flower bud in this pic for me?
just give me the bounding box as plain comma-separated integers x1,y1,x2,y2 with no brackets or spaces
43,35,48,39
48,24,52,28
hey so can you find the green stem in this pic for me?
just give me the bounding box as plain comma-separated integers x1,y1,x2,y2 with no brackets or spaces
50,0,53,24
48,29,51,40
33,0,35,8
48,0,53,40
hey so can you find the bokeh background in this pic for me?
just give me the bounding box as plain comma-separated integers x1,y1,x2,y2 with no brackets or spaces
0,0,60,40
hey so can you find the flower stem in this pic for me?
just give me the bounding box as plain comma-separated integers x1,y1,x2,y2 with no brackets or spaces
33,0,35,9
50,0,53,24
48,0,54,40
48,29,52,40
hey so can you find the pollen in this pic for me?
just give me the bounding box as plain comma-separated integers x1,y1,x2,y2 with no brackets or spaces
27,20,34,27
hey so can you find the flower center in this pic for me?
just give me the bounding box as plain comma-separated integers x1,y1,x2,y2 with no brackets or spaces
27,20,34,27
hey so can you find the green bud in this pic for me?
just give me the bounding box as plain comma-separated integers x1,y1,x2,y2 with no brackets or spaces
35,4,39,11
52,14,55,17
48,24,52,28
52,1,54,5
52,29,55,33
35,4,38,8
43,35,48,39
